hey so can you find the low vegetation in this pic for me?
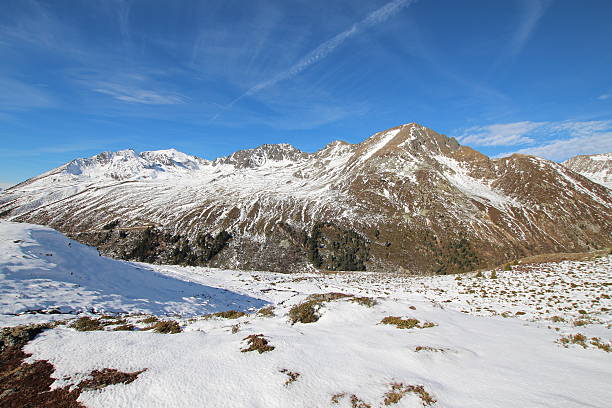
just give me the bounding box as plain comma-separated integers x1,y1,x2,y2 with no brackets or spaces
138,316,159,324
288,293,352,324
380,316,436,329
241,334,275,353
147,320,181,334
558,334,611,352
257,306,275,317
77,368,146,391
206,310,246,319
70,316,105,332
279,369,300,385
0,323,146,407
350,296,378,307
383,383,436,406
414,346,446,353
330,393,371,408
113,324,135,331
1,323,56,351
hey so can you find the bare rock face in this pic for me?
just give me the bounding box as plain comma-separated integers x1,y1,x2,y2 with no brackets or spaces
563,153,612,189
1,123,610,274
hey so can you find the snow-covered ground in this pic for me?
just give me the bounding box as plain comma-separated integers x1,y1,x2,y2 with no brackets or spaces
0,221,266,318
1,221,610,407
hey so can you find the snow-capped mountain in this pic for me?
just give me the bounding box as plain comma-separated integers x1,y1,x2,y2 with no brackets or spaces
47,148,209,181
563,153,612,189
1,123,610,273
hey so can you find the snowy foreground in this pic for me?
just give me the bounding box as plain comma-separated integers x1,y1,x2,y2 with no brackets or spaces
1,222,611,407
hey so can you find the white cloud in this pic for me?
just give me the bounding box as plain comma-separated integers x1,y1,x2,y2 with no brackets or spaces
597,94,610,100
456,121,545,146
498,132,612,162
488,120,612,161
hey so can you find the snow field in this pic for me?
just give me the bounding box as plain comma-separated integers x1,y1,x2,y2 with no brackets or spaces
1,221,610,407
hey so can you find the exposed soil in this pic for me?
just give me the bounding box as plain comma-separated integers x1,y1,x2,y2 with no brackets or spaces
0,324,145,408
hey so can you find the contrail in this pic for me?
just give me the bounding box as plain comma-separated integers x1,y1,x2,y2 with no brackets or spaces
210,0,417,121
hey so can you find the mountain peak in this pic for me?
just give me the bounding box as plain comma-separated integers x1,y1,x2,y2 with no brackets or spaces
61,148,206,180
563,152,612,188
350,123,460,165
214,143,308,168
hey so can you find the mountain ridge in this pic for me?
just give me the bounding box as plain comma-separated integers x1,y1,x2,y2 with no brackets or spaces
563,152,612,189
1,122,610,274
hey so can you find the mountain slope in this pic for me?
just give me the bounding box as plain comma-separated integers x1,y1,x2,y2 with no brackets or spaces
563,153,612,189
0,221,265,315
1,123,610,273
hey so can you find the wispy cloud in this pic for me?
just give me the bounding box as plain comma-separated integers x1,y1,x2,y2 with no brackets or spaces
457,121,545,146
509,0,552,57
0,77,55,110
212,0,417,119
92,82,186,105
597,94,610,100
0,140,121,157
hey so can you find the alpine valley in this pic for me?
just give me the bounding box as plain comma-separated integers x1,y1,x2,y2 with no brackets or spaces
1,123,611,274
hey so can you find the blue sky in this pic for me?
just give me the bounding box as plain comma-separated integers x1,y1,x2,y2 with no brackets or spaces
1,0,612,186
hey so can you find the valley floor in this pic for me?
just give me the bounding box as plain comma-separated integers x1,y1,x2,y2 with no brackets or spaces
1,221,610,407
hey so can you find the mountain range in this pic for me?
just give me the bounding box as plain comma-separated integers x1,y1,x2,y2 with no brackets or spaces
1,123,610,273
563,153,612,189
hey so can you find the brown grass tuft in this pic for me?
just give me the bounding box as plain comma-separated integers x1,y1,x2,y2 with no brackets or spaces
288,293,353,324
257,306,275,317
383,383,436,406
380,317,436,330
279,368,300,385
138,316,159,324
241,334,275,353
77,368,146,391
351,297,378,307
147,320,181,334
1,323,55,351
70,317,104,332
112,324,135,331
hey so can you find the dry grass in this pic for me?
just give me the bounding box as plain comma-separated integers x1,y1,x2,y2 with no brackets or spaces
560,334,612,352
0,323,145,407
351,296,378,307
349,395,372,408
330,392,372,408
590,337,611,352
505,249,610,267
138,316,159,324
147,320,181,334
558,333,588,348
380,316,436,330
77,368,146,391
383,383,436,406
279,369,300,385
288,293,352,324
70,317,104,332
331,393,346,404
112,324,135,331
415,346,445,353
1,323,56,351
257,306,275,317
204,310,247,319
241,334,275,353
